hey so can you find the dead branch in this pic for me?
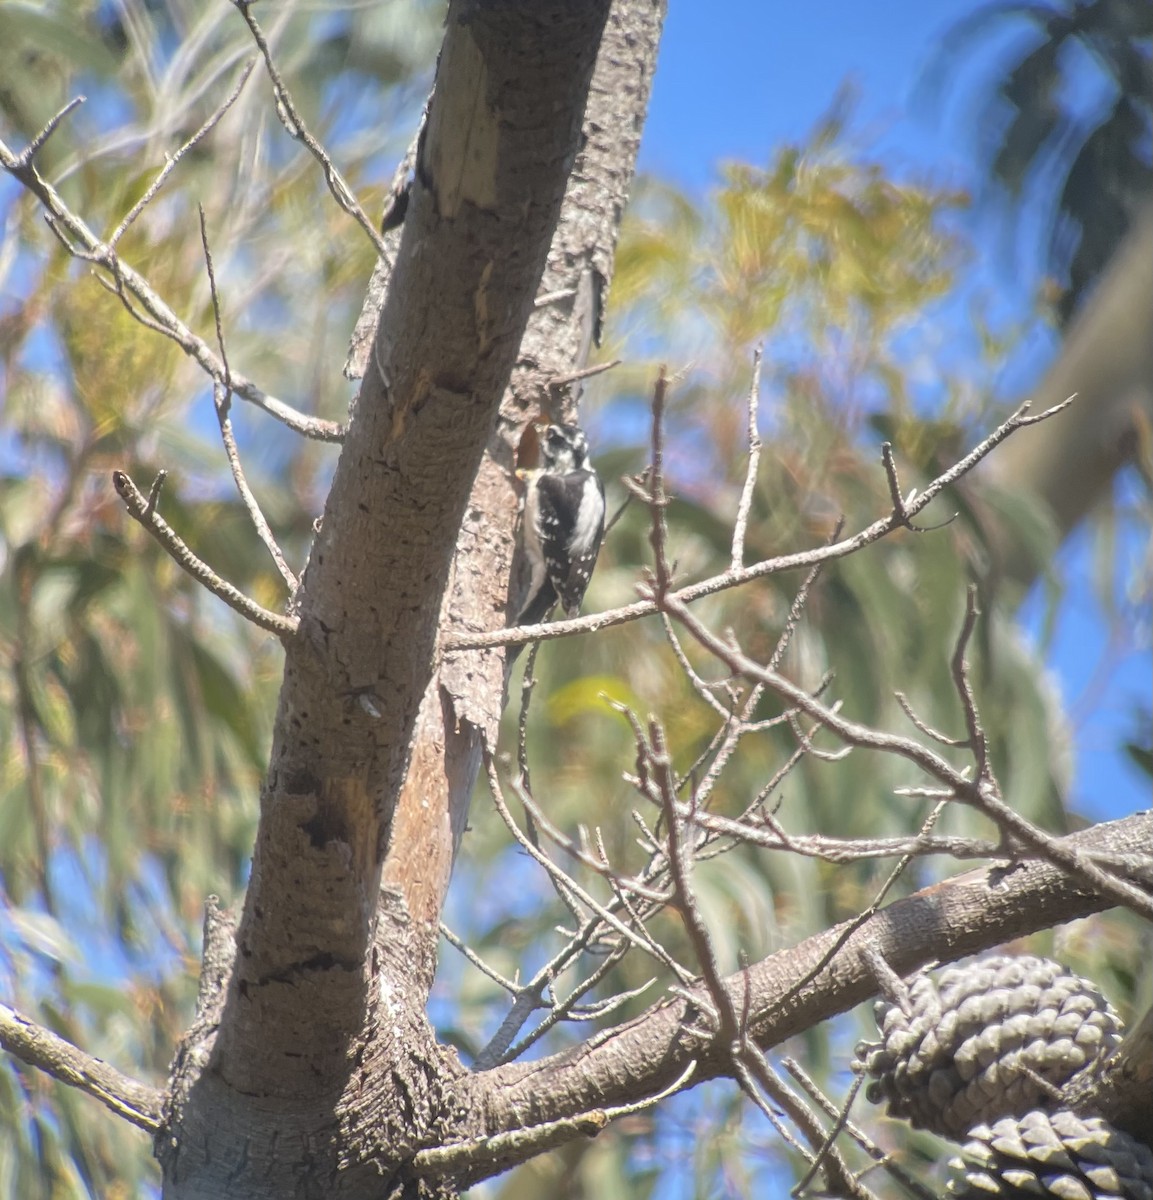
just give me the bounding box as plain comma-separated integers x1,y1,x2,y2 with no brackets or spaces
466,812,1151,1159
231,0,388,259
0,110,342,442
198,207,299,593
659,590,1153,920
109,60,256,247
731,345,764,569
111,469,297,639
444,394,1078,653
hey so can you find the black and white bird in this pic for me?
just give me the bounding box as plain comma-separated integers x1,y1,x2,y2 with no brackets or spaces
517,422,606,630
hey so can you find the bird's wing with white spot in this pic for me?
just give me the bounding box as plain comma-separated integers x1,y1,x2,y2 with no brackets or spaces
537,470,605,613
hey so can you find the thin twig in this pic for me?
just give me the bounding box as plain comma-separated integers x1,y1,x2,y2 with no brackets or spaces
444,396,1078,653
684,808,1001,863
112,470,297,639
894,690,968,747
440,923,520,995
766,801,948,1016
0,123,342,442
952,584,990,784
649,720,739,1043
9,96,86,167
658,591,1153,919
731,346,764,570
785,1057,938,1200
880,441,956,533
232,0,387,258
486,751,690,977
549,359,622,389
198,206,299,592
514,783,671,904
660,612,738,720
689,539,838,812
743,1049,879,1200
791,1070,867,1197
109,60,256,247
493,941,632,1065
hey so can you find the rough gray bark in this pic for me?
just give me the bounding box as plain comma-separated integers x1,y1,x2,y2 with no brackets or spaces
4,1,1149,1194
158,4,612,1196
450,812,1153,1182
381,0,667,996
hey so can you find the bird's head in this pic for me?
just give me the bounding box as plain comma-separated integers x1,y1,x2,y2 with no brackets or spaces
539,422,588,473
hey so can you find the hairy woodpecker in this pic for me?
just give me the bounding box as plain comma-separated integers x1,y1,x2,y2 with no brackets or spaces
516,422,606,631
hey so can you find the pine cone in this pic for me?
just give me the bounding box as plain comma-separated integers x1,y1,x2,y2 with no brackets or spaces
947,1109,1153,1199
855,955,1124,1138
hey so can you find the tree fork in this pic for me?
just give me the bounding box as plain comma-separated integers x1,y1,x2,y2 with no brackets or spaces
159,3,613,1195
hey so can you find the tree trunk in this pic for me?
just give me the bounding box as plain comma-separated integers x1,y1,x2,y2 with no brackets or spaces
158,3,613,1195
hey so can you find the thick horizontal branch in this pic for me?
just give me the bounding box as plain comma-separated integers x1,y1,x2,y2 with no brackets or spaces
443,395,1076,653
0,1003,163,1133
455,812,1152,1186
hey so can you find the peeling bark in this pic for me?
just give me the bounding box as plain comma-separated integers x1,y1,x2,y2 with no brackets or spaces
381,0,667,993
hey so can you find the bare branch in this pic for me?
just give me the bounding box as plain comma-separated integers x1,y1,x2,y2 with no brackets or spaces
489,941,631,1067
198,206,299,593
7,96,86,168
111,470,297,639
0,125,342,442
0,1003,163,1133
741,1051,879,1200
768,522,843,672
881,441,956,534
731,346,764,570
785,1057,938,1200
688,536,838,811
646,367,673,596
951,584,990,782
109,60,256,247
440,923,520,996
413,1061,698,1180
894,690,968,747
444,395,1078,653
687,805,1000,861
659,591,1153,919
651,719,739,1040
231,0,387,259
772,804,948,1023
485,751,691,978
548,358,622,389
660,612,738,720
470,813,1152,1146
513,779,671,904
789,1069,868,1198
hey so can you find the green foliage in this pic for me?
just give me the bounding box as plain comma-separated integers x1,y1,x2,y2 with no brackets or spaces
0,0,439,1193
448,113,1140,1197
931,0,1153,323
0,14,1143,1200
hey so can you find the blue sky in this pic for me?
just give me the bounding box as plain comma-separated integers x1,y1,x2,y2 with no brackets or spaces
634,0,1150,824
